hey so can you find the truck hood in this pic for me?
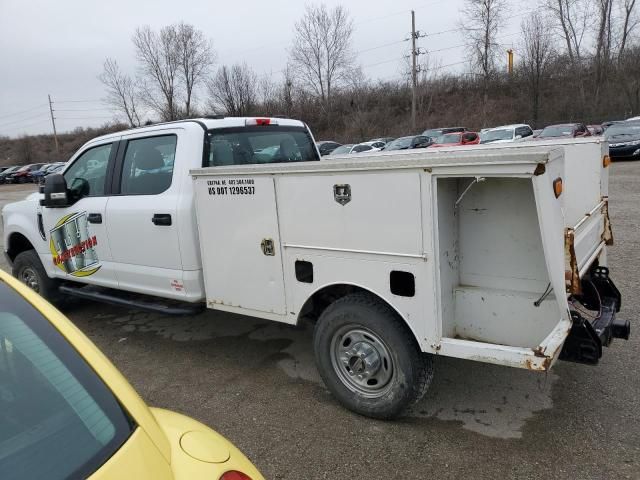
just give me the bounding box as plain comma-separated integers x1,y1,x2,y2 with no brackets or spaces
2,192,39,215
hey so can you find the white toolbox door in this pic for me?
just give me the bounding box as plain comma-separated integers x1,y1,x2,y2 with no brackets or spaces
194,175,286,315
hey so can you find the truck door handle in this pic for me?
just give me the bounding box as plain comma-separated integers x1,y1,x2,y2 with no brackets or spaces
152,213,172,226
87,213,102,224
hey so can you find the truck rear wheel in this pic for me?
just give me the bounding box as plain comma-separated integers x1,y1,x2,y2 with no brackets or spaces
313,292,434,419
12,250,61,302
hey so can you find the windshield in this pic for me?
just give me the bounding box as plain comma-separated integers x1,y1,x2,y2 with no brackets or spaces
436,133,462,144
480,129,513,143
422,129,442,138
0,281,133,480
330,145,354,155
605,123,640,139
205,125,319,166
385,137,413,150
540,125,574,138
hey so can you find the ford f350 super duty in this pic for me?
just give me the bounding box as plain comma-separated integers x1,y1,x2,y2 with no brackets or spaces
2,117,630,419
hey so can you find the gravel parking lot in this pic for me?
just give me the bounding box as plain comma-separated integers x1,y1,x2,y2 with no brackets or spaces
1,165,638,480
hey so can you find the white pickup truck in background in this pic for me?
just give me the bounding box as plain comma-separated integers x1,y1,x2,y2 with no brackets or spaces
2,117,630,419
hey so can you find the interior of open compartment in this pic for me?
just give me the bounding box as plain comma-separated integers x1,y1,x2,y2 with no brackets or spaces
435,176,562,348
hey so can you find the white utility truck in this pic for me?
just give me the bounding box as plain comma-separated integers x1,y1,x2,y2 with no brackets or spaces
3,118,630,419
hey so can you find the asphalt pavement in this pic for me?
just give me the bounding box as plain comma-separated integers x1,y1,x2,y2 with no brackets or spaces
0,166,638,479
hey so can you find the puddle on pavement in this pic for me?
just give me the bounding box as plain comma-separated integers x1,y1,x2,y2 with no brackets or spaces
106,309,556,439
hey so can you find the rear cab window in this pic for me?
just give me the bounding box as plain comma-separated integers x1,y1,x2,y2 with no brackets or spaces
0,281,134,480
205,125,320,167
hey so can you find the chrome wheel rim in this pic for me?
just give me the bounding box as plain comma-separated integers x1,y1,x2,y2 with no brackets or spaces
330,325,395,397
20,267,40,293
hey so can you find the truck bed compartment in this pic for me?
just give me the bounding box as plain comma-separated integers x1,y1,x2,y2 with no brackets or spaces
435,176,561,348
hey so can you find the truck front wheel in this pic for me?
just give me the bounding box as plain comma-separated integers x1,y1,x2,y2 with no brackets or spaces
12,250,61,302
313,292,434,419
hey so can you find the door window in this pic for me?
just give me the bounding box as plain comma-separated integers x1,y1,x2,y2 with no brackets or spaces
63,144,112,197
120,135,177,195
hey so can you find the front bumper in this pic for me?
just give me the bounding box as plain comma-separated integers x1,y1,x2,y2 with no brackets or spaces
560,266,630,364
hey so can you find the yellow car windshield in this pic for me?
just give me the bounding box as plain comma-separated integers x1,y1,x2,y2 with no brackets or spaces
0,281,133,480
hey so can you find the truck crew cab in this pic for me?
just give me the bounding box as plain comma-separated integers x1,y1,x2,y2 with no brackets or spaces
3,118,630,419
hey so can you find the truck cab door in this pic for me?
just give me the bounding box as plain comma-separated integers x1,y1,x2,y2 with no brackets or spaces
105,132,184,299
41,141,119,288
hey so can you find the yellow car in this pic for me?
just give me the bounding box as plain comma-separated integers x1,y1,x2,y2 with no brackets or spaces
0,269,264,480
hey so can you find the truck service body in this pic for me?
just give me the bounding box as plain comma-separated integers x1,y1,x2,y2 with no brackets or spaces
3,118,629,418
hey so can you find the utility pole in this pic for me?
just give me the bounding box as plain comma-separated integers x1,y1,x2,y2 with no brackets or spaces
411,10,417,131
409,11,426,131
48,94,59,155
507,49,514,75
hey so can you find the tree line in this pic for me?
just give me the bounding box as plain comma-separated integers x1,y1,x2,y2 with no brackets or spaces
2,0,639,165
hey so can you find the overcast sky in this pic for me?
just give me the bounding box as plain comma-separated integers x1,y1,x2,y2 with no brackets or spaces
0,0,532,137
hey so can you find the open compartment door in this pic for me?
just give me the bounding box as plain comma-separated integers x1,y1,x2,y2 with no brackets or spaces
530,159,572,366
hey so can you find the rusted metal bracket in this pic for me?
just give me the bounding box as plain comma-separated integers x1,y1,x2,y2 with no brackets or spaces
565,228,582,295
601,196,614,246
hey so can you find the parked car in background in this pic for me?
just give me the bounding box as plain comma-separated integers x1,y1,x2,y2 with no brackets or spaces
480,124,534,144
6,163,45,184
316,140,342,156
42,162,66,181
430,131,480,147
0,268,264,480
422,126,467,138
31,162,65,183
327,143,378,155
627,116,640,122
329,144,354,155
606,120,640,160
362,140,386,150
602,121,622,130
537,123,591,139
369,137,395,144
587,124,604,136
0,166,22,184
0,166,11,173
383,135,432,151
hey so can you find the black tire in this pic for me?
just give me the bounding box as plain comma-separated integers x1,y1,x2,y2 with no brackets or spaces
313,292,434,419
12,249,61,302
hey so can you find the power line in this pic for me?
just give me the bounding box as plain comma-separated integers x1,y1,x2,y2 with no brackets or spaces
0,112,49,128
54,108,113,112
355,39,406,55
0,103,48,120
427,31,520,54
0,118,51,132
52,99,104,103
55,116,115,120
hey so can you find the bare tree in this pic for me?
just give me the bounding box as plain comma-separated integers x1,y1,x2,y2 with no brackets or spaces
176,22,215,117
207,63,258,116
18,136,33,164
98,58,142,127
133,25,182,121
593,0,615,103
289,4,354,121
543,0,592,62
520,14,555,126
618,0,639,58
618,45,640,113
463,0,505,80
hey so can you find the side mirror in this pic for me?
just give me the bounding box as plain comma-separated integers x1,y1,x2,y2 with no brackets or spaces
515,135,522,140
40,174,69,208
